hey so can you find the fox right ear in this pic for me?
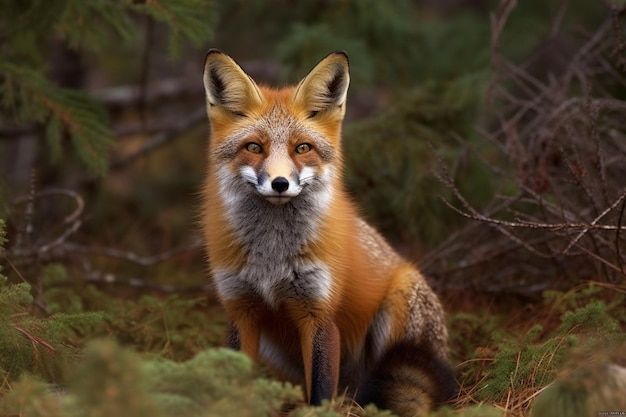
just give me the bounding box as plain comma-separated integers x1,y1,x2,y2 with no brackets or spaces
203,49,262,116
294,51,350,118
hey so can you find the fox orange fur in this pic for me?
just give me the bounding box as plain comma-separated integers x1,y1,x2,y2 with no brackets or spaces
200,49,455,416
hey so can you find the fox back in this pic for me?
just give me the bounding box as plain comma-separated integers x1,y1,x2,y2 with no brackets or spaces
201,50,455,416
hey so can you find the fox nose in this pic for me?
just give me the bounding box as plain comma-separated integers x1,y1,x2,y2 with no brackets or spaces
271,177,289,193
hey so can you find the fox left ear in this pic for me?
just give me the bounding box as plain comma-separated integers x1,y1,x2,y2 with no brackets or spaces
294,51,350,118
203,49,262,116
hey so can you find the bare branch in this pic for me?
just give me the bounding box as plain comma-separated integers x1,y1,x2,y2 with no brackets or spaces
79,269,212,294
439,196,626,233
429,12,626,290
563,189,626,253
13,188,85,224
486,0,518,105
110,106,206,170
64,237,202,266
91,77,201,108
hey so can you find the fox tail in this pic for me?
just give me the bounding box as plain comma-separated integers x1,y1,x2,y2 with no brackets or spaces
357,341,457,416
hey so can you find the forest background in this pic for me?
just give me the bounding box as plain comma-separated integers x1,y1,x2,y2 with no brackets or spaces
1,0,625,416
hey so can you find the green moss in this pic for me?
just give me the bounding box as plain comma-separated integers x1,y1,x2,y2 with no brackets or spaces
69,339,160,417
0,375,65,417
1,341,302,417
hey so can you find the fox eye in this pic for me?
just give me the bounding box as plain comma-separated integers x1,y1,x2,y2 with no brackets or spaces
295,143,312,154
245,142,263,154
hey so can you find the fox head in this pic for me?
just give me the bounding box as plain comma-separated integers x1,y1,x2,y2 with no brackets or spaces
203,50,350,206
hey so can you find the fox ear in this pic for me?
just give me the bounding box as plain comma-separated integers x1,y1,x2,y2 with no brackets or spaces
294,51,350,117
203,49,262,116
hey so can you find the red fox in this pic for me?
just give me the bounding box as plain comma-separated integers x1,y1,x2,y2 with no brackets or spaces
200,49,455,416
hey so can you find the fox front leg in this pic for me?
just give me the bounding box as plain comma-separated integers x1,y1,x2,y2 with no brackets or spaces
224,299,261,360
299,318,341,405
225,321,240,350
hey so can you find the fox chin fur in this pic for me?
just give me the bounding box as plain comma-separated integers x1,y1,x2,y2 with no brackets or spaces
200,49,456,416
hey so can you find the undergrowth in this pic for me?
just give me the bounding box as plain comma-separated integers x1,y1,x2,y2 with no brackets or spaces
0,339,403,417
479,301,620,401
2,216,626,416
0,220,103,384
449,283,626,415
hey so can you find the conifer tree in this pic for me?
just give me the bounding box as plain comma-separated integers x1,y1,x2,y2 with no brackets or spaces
0,0,216,175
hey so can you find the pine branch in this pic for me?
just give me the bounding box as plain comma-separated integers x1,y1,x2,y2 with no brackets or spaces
1,0,217,175
0,63,113,175
56,0,134,51
131,0,217,56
